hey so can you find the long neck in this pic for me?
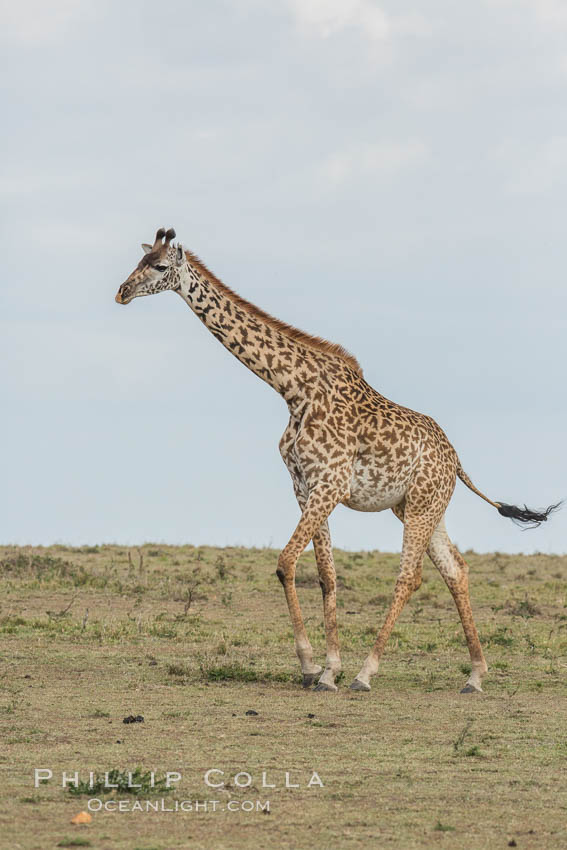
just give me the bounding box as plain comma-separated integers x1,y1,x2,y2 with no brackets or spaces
176,254,356,410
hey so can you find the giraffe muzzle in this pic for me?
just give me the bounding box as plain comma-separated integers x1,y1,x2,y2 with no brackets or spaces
115,283,133,304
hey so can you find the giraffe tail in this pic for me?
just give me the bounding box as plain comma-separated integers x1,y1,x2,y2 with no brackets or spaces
456,461,562,528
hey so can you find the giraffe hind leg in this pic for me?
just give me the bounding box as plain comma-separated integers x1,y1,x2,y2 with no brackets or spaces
427,518,488,693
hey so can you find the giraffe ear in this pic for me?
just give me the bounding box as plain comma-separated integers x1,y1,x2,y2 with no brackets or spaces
141,243,152,254
176,243,184,265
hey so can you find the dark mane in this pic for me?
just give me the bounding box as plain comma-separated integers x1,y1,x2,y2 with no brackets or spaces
185,251,363,377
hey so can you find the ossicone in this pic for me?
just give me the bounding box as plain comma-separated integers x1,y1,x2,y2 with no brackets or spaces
152,228,166,251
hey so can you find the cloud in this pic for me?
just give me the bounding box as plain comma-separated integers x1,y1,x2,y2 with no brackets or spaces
0,317,195,403
0,0,95,45
496,137,567,195
533,0,567,26
486,0,567,29
319,140,428,187
286,0,431,44
523,0,567,28
0,170,91,196
287,0,391,41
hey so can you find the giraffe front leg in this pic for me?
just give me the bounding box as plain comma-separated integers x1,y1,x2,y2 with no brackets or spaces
312,521,341,692
276,486,345,689
275,566,322,686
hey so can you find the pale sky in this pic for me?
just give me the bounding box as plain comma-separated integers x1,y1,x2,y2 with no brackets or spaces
1,0,565,553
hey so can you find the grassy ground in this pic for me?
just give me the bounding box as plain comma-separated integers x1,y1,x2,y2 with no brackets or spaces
0,543,566,849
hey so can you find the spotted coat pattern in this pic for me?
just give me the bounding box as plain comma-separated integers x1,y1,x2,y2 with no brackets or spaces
116,230,489,694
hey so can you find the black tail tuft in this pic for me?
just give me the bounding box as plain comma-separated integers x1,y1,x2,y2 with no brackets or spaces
497,501,563,528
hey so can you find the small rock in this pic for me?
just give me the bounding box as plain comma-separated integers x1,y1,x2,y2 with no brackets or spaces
245,710,259,716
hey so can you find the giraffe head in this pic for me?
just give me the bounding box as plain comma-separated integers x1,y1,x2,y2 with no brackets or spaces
115,227,186,304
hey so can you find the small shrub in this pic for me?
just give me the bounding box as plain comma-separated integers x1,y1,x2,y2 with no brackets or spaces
434,822,455,832
486,626,514,647
69,769,169,797
166,663,190,678
215,556,227,580
204,663,259,682
200,662,297,684
453,721,473,753
508,597,541,618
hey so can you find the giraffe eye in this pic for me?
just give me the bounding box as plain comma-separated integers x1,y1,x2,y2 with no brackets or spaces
154,264,168,272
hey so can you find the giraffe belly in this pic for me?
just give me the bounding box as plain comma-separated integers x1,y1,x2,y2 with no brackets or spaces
342,486,404,513
342,458,409,513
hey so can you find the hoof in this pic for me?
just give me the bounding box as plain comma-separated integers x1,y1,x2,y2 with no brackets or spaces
302,672,320,689
349,679,371,692
313,682,338,693
460,684,482,694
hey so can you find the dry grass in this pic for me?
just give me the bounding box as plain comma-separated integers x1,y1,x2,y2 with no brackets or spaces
0,543,566,849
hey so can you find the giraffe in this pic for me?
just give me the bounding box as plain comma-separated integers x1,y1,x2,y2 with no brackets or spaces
115,228,559,694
